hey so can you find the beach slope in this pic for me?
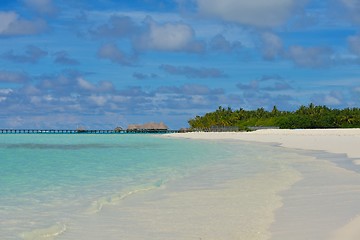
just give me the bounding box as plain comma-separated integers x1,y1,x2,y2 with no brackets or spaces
165,129,360,240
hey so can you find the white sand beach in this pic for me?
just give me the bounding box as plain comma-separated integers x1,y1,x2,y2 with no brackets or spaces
54,129,360,240
163,129,360,240
166,129,360,160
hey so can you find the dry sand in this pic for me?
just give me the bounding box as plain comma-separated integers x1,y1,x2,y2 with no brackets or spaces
164,129,360,240
166,129,360,160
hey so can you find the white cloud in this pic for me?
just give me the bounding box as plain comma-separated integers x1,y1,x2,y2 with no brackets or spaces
348,35,360,56
77,77,95,91
97,43,135,66
160,64,227,79
88,95,108,106
312,91,343,106
2,45,48,63
23,0,57,15
210,34,242,52
340,0,360,24
147,21,192,50
22,85,41,95
89,15,137,39
4,116,25,128
0,11,47,36
286,45,334,68
0,88,13,94
324,95,341,105
0,88,12,102
135,18,204,53
196,0,307,28
77,77,115,93
90,15,204,54
0,70,28,83
191,95,208,105
0,12,17,33
261,32,283,60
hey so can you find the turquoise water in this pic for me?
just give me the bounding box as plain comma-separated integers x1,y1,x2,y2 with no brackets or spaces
0,134,307,239
0,134,243,239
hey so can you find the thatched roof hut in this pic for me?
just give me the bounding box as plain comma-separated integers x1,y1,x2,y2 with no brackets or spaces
179,128,190,133
127,122,168,130
114,126,123,132
76,126,87,133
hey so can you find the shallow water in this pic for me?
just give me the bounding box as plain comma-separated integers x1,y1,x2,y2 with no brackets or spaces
0,134,222,239
2,134,357,239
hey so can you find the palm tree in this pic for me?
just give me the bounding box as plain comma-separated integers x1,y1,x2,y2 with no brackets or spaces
271,105,280,116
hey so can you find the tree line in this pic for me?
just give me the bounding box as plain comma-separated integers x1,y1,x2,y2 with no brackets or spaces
188,104,360,130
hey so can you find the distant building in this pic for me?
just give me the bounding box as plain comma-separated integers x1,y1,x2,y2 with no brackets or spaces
114,126,123,132
179,128,191,133
76,126,87,133
127,122,169,131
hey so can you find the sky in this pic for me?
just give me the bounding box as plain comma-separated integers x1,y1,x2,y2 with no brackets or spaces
0,0,360,129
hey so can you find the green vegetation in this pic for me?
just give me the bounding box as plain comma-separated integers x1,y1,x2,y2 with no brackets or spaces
188,104,360,131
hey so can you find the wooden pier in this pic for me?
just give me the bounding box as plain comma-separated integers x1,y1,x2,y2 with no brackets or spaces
0,129,178,134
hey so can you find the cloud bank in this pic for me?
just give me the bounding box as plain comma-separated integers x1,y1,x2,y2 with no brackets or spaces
195,0,308,27
0,11,47,36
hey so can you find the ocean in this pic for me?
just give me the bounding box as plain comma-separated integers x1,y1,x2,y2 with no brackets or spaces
0,133,345,239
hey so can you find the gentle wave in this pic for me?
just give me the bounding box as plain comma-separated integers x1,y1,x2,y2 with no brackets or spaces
86,180,166,214
21,223,66,240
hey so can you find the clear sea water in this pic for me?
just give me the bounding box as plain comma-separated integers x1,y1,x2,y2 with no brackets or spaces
0,134,307,239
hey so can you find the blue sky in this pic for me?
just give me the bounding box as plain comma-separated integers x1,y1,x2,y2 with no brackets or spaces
0,0,360,129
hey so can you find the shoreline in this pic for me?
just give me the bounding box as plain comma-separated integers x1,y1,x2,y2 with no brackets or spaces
164,128,360,161
164,129,360,239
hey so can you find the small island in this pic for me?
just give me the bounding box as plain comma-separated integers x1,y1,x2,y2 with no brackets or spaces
188,104,360,131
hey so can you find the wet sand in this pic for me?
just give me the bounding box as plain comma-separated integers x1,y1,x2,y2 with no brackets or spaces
164,129,360,240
